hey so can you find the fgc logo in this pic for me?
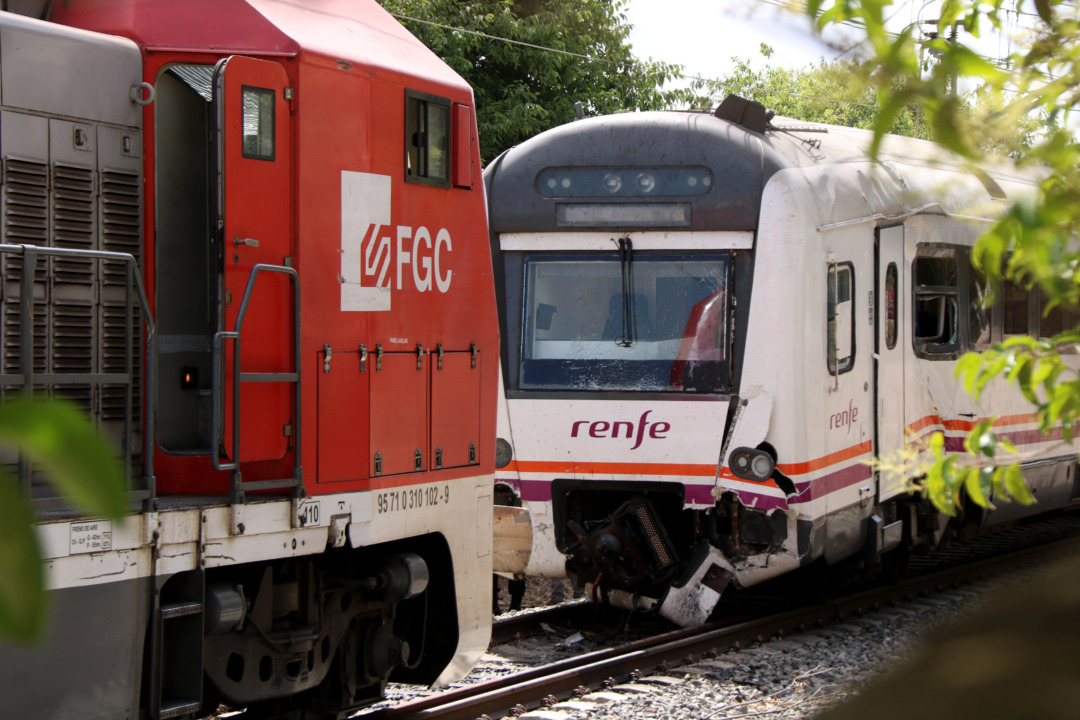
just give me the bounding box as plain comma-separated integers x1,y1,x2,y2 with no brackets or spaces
340,171,453,312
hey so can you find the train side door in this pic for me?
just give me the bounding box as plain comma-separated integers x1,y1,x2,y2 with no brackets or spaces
875,224,907,501
213,56,293,462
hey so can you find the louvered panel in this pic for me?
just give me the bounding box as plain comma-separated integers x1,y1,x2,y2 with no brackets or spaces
2,158,49,283
100,169,140,287
51,304,93,368
51,164,95,291
100,303,141,422
3,303,48,378
99,168,142,428
51,303,93,412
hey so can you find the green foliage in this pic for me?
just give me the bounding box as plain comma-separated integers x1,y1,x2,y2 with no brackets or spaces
0,397,125,644
681,43,1039,149
869,426,1032,516
378,0,691,163
691,46,934,138
809,0,1080,512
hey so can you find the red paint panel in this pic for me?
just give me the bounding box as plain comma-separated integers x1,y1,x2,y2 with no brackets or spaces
453,104,474,189
317,351,370,484
370,351,429,476
431,351,480,469
219,55,293,462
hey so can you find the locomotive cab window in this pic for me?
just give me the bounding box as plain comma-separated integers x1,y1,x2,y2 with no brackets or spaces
241,86,275,160
519,253,730,393
827,263,855,374
406,90,450,187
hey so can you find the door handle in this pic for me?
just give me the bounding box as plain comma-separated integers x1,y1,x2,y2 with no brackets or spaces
233,236,260,248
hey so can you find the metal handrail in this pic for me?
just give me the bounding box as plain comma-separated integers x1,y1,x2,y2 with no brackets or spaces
0,243,158,502
211,263,302,502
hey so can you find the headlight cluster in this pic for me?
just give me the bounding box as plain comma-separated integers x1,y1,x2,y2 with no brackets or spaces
537,166,713,198
728,447,775,482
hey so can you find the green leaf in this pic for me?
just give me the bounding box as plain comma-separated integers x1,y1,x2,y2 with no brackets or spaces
0,398,126,520
1034,0,1053,23
976,424,997,458
928,431,945,457
925,457,954,515
0,473,49,644
1003,463,1036,505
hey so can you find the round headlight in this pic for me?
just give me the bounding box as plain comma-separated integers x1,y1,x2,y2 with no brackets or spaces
636,173,656,193
495,438,513,469
751,453,775,478
602,173,622,193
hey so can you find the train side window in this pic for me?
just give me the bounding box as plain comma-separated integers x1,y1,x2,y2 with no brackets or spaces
1002,277,1029,337
885,263,898,349
241,86,275,160
1039,287,1080,341
913,249,960,356
968,266,992,350
406,90,451,187
827,263,854,374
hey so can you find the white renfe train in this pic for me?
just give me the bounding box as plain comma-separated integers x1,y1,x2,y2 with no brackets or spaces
484,95,1080,626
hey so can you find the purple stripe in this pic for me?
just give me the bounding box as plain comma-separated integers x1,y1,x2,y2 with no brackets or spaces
518,479,552,503
503,463,874,509
685,484,718,506
792,463,873,502
943,427,1071,454
724,490,792,511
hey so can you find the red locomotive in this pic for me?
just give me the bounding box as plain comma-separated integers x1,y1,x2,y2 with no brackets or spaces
0,1,498,718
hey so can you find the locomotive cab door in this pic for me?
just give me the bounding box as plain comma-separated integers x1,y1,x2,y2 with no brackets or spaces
213,56,294,463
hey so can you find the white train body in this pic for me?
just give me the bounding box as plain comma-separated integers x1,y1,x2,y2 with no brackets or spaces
485,99,1080,626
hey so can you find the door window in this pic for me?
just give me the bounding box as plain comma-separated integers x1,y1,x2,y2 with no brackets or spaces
241,86,275,160
828,263,855,374
885,262,898,349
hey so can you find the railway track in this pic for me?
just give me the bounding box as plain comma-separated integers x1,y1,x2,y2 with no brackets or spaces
357,514,1080,720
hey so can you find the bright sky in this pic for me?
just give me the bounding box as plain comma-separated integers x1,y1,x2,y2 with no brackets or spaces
626,0,849,82
625,0,1023,84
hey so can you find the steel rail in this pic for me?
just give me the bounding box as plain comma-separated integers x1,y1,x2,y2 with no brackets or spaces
359,534,1080,720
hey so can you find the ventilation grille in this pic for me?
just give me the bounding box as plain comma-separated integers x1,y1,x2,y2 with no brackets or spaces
100,169,140,285
99,169,142,431
3,303,47,376
51,164,95,287
1,153,144,479
3,158,48,282
635,503,673,568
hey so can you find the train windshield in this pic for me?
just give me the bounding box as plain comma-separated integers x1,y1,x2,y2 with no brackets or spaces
520,254,729,392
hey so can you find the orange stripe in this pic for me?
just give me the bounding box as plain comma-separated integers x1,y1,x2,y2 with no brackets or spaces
776,440,873,475
510,441,874,481
510,460,718,476
907,412,1037,435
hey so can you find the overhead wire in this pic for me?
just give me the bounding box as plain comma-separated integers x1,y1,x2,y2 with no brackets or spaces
389,3,1038,114
389,13,617,64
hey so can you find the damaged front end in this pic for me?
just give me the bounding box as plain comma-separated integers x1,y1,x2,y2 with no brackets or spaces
560,486,802,627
